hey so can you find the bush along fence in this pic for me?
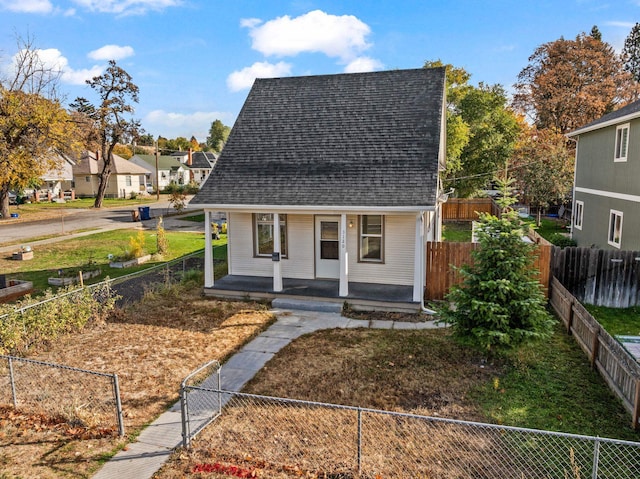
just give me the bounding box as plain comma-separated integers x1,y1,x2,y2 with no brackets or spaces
180,371,640,478
0,355,124,436
549,276,640,429
552,246,640,308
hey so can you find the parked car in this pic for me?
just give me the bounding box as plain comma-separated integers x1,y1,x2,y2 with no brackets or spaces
146,183,154,194
8,192,17,205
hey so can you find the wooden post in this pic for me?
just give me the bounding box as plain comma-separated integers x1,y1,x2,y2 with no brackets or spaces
567,299,574,335
633,379,640,430
78,271,84,288
590,327,599,369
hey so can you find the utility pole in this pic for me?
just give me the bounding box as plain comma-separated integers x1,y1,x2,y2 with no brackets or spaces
155,139,160,201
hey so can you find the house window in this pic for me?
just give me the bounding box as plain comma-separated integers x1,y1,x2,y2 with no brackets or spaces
85,176,90,182
614,123,629,162
254,213,287,257
359,215,383,262
608,210,623,248
573,200,584,230
125,175,132,186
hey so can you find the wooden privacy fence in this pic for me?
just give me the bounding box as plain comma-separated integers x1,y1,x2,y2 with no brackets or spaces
549,277,640,429
552,247,640,308
442,198,500,221
425,241,552,301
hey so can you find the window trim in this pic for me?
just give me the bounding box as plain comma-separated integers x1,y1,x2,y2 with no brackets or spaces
253,213,288,258
358,214,384,263
608,209,623,248
614,123,629,162
573,200,584,230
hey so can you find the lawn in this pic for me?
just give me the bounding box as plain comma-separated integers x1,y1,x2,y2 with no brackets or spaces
584,304,640,336
0,280,274,479
0,229,222,293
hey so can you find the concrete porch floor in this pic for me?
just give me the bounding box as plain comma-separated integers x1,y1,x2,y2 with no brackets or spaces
204,275,421,313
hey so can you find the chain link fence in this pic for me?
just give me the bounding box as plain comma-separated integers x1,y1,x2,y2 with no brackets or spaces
0,355,124,435
181,375,640,478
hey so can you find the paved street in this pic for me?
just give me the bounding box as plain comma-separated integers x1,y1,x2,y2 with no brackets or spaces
0,198,211,254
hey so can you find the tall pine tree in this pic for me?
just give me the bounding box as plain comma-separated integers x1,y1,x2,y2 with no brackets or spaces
622,23,640,82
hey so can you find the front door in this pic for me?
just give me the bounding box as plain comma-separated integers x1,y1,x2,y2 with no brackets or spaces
315,216,340,279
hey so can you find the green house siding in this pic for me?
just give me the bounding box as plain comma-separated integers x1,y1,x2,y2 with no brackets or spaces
573,117,640,250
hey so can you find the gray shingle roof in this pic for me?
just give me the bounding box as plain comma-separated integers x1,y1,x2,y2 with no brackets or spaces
190,151,214,169
569,98,640,136
190,68,445,209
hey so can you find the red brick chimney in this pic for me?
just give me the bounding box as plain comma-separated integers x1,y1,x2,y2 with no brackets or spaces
187,148,192,166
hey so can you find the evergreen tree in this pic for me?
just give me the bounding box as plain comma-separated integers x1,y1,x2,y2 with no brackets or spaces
439,177,554,354
622,23,640,82
590,25,602,41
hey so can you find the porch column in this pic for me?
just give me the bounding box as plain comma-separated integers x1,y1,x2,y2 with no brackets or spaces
204,210,214,288
339,214,349,297
413,212,425,302
273,213,283,292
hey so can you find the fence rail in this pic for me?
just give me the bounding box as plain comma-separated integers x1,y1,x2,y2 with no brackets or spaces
442,198,500,221
181,380,640,478
425,241,551,300
549,277,640,429
0,355,124,435
552,247,640,307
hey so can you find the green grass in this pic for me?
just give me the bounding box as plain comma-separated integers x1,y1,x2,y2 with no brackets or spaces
181,213,205,222
11,196,162,211
583,305,640,337
524,217,569,241
2,230,226,293
474,322,639,441
442,222,473,242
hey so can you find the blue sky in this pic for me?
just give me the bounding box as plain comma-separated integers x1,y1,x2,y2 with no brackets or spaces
1,0,639,142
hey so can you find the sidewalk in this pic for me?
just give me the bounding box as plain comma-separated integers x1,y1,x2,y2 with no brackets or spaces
92,308,442,479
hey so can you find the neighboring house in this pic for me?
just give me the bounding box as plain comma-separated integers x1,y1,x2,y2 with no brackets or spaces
130,154,191,191
188,151,217,187
568,99,640,250
73,151,151,198
25,152,76,201
189,68,447,308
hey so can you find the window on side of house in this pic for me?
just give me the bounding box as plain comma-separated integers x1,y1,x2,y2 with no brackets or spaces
359,215,384,262
574,200,584,230
614,123,629,162
254,213,287,257
85,176,90,182
125,175,132,186
608,210,623,248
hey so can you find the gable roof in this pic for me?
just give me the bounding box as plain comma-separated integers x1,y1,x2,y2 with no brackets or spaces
190,151,215,169
190,68,446,210
132,154,191,171
73,152,151,175
568,99,640,137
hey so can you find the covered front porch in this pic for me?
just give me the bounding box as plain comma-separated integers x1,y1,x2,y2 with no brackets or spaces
203,275,421,313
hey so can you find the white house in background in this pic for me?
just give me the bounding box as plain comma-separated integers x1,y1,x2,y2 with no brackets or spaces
72,151,151,198
187,151,217,187
24,152,76,201
189,68,447,311
129,154,190,191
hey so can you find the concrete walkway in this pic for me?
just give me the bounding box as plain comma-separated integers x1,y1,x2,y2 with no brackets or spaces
92,308,442,479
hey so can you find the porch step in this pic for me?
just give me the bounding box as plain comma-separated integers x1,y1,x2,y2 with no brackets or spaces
272,298,343,313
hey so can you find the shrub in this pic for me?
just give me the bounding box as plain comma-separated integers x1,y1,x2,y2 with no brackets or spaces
0,283,119,355
549,233,577,248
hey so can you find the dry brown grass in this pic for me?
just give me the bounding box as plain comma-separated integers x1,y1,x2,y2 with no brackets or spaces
156,328,506,478
0,286,275,478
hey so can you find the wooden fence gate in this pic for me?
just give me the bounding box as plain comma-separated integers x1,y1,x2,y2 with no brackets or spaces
425,241,552,301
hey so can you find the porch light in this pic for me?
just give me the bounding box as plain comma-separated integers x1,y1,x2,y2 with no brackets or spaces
348,220,354,228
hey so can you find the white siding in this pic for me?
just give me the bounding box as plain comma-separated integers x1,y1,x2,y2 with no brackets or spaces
349,214,416,286
228,212,315,279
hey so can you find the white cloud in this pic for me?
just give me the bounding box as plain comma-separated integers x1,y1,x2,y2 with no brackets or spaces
88,45,135,61
343,56,384,73
240,17,262,28
0,0,53,13
227,61,292,92
144,110,229,141
10,48,103,86
243,10,372,62
71,0,182,15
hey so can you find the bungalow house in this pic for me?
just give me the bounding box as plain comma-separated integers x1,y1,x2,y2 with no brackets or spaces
568,99,640,250
73,151,151,198
129,154,191,191
188,151,217,187
189,68,447,311
25,152,76,202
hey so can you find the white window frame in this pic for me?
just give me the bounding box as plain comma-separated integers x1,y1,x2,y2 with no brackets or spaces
125,175,132,187
254,213,287,258
573,200,584,230
608,209,623,248
359,214,384,263
614,123,629,162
